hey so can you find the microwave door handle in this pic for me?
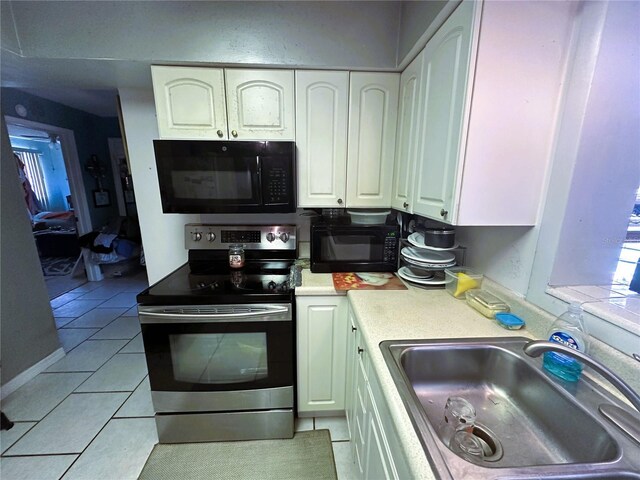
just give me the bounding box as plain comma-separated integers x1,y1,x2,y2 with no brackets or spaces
256,155,263,204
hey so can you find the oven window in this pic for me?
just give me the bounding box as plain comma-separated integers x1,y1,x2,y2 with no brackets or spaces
320,235,381,261
169,332,268,384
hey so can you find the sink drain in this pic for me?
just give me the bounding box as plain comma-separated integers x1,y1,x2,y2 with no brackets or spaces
471,423,503,462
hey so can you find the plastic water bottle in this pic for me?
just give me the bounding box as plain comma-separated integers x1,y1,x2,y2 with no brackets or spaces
543,302,590,382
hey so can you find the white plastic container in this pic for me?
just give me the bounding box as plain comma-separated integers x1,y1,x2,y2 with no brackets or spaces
347,209,391,225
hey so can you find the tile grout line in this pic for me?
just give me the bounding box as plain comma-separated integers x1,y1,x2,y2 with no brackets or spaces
3,299,144,459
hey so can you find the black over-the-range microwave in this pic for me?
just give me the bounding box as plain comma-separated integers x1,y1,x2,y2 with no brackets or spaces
310,222,399,273
153,140,296,214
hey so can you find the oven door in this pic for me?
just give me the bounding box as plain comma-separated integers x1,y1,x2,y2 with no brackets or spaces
310,225,398,273
139,303,293,412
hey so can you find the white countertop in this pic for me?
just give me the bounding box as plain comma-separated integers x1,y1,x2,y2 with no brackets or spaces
296,269,347,296
295,269,531,478
346,287,532,479
295,269,640,479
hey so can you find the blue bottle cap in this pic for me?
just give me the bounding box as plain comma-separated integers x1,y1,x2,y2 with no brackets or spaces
495,312,525,329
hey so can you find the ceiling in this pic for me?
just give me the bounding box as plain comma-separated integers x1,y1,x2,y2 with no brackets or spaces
16,88,119,117
0,1,450,118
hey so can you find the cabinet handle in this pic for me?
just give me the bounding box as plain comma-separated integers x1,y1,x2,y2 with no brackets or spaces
231,130,238,138
337,198,343,205
357,347,364,355
403,202,409,209
440,208,448,217
351,326,357,332
216,130,223,138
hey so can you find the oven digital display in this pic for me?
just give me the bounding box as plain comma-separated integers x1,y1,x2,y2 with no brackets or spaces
169,332,268,384
221,230,262,243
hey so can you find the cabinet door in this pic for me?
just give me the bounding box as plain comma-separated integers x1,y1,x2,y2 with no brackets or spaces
352,341,368,477
412,1,476,223
346,73,400,208
345,307,358,441
391,52,424,213
296,296,348,413
296,71,349,207
151,66,228,139
364,384,394,480
225,69,295,140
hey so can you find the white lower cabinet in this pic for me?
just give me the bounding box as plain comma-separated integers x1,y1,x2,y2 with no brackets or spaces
296,295,348,413
345,305,411,479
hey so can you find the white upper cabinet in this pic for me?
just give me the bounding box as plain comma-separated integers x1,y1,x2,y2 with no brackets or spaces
152,67,294,141
225,69,295,140
391,53,424,213
152,66,228,139
412,1,475,222
296,71,349,207
403,0,571,225
346,73,400,208
296,71,398,208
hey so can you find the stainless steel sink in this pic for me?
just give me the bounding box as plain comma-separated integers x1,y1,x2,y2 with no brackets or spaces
380,337,640,479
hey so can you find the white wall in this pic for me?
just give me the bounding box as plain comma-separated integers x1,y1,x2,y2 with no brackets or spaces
118,88,314,284
118,88,199,284
8,1,401,71
0,116,61,385
397,1,450,64
548,0,640,286
528,0,639,302
455,226,539,295
457,2,639,353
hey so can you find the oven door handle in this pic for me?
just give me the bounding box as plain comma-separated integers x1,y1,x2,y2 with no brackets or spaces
138,305,291,324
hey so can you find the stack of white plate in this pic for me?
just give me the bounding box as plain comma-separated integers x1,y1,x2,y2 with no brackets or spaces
407,232,459,251
397,238,457,286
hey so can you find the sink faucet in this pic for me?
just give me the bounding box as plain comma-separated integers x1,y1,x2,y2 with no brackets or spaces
523,340,640,412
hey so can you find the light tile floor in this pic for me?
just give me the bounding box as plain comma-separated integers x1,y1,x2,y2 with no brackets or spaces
1,271,358,479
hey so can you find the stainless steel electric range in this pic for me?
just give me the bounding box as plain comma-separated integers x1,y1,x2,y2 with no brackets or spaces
136,224,297,443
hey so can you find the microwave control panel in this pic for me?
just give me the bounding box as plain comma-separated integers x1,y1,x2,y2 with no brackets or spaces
264,166,290,205
383,233,398,263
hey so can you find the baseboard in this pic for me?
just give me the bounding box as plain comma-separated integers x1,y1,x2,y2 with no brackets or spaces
0,347,65,399
298,410,346,418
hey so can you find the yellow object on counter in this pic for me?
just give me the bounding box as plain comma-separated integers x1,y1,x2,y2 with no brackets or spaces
453,272,479,298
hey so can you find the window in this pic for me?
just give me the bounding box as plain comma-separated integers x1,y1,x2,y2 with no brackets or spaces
15,150,49,211
614,188,640,286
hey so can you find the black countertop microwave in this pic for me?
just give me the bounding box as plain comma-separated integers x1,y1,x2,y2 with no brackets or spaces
310,221,399,273
153,140,296,214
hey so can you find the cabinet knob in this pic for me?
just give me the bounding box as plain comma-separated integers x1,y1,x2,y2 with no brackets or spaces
351,326,357,332
357,347,364,355
337,198,343,205
403,202,409,209
440,208,448,217
231,130,238,138
216,130,223,138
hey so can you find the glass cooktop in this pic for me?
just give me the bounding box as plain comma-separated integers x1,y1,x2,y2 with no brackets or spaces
137,262,294,305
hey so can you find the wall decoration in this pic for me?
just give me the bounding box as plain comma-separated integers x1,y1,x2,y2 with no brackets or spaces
93,189,111,207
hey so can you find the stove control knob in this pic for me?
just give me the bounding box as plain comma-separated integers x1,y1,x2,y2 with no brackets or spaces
279,232,290,243
192,232,202,242
268,281,277,290
266,232,276,242
206,232,216,242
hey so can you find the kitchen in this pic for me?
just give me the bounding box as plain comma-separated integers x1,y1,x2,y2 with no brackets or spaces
1,0,639,479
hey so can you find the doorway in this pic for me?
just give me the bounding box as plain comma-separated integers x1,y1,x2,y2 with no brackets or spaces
5,116,103,296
